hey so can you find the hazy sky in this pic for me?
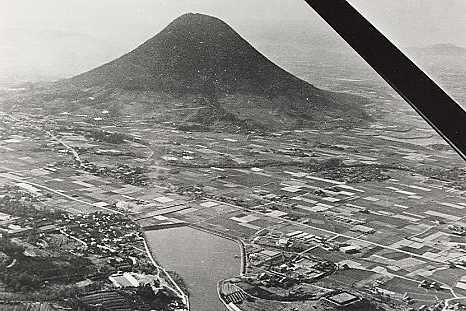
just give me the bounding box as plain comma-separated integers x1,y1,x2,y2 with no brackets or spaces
1,0,465,45
1,0,465,81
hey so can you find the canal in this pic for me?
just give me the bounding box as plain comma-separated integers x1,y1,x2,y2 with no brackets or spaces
146,226,241,311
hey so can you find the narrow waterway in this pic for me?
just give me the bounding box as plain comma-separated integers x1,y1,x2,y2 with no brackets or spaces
146,226,241,311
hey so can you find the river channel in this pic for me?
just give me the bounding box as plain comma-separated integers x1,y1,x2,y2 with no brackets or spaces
146,226,241,311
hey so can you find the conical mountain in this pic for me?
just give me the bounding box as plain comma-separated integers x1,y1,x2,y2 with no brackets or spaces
68,13,370,130
73,13,316,96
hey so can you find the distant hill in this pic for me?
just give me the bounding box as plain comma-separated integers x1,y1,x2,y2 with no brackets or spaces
10,13,371,131
404,44,466,110
406,43,466,66
408,44,466,57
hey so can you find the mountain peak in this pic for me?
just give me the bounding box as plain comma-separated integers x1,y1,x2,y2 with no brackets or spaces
170,12,225,24
162,12,233,37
